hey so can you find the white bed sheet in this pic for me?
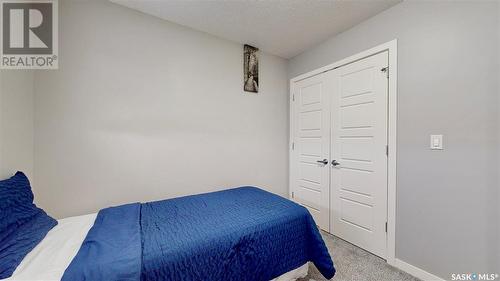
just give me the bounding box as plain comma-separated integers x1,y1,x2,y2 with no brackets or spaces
3,213,308,281
4,213,97,281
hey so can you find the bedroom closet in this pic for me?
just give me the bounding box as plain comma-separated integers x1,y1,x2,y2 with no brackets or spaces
290,51,389,259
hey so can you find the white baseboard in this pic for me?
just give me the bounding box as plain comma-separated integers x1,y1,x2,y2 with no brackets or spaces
393,258,445,281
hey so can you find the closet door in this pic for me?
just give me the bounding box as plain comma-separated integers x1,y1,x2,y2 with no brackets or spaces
328,51,389,258
290,73,331,231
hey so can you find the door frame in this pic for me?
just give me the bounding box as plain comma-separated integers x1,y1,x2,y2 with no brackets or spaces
289,39,398,265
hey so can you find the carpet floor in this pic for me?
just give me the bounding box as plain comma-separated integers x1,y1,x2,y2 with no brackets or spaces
299,232,421,281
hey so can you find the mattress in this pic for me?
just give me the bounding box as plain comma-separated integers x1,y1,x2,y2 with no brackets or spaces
2,213,308,281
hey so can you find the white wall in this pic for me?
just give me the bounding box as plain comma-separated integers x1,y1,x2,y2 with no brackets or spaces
497,1,500,270
34,0,289,218
0,71,35,181
498,1,500,268
289,1,499,278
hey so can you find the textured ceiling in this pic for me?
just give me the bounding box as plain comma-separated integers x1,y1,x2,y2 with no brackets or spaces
111,0,401,59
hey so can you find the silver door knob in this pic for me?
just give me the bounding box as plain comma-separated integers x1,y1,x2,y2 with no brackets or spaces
331,160,340,166
317,159,328,165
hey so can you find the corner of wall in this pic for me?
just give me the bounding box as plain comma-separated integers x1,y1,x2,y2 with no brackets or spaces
497,0,500,268
0,70,36,181
0,71,4,178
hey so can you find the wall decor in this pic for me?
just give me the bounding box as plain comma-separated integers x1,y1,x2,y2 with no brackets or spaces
244,44,259,93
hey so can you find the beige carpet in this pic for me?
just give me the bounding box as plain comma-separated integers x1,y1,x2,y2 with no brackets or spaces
299,232,421,281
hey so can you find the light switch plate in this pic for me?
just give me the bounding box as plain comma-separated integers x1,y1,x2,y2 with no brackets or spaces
430,135,443,150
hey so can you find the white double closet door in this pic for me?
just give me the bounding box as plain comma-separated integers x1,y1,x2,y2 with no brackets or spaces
290,51,389,258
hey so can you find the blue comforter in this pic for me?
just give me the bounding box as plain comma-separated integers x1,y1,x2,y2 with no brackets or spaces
0,172,57,279
62,203,142,280
63,187,335,281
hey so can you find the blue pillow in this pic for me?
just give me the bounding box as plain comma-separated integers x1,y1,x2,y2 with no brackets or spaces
0,172,38,238
0,172,57,279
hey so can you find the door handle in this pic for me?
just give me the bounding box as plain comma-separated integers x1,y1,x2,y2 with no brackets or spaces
317,159,328,165
331,160,340,166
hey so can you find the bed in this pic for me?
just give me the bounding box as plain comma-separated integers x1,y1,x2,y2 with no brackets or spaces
1,172,335,281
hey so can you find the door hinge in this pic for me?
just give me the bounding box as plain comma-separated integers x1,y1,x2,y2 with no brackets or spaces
292,93,295,101
386,145,389,156
292,142,295,150
385,222,388,233
381,67,389,78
